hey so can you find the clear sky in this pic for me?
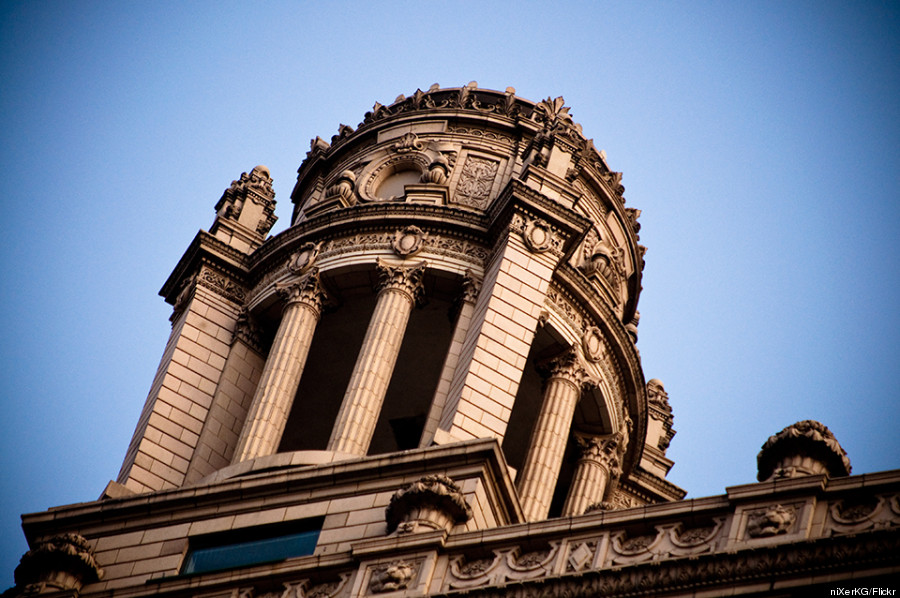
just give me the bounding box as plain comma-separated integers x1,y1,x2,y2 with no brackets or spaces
1,0,898,588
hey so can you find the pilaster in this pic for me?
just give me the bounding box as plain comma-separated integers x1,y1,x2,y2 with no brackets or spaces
183,310,266,483
117,264,245,493
419,272,481,448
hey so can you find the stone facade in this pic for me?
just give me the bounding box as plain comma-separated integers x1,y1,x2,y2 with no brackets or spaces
8,85,899,597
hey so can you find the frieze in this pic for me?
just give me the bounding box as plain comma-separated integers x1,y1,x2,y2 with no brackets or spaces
827,493,900,535
565,539,598,572
609,519,724,565
197,265,247,305
433,532,900,598
312,231,488,268
446,126,515,145
236,573,350,598
448,544,559,589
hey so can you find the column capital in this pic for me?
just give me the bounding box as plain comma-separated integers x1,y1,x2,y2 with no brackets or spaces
460,269,482,304
275,268,328,316
538,349,587,389
575,434,621,475
375,258,426,306
234,308,265,354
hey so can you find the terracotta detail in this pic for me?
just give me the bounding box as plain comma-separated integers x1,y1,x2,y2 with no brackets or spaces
386,474,473,534
757,419,851,481
13,533,103,594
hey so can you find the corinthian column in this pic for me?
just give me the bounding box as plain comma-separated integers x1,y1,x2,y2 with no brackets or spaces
232,269,327,463
327,259,426,455
517,350,586,522
561,434,621,516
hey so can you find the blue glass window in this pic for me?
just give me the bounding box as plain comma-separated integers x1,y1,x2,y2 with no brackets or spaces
181,520,321,575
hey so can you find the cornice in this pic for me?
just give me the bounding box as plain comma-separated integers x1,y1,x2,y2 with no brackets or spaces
246,203,491,285
20,439,520,544
159,230,250,304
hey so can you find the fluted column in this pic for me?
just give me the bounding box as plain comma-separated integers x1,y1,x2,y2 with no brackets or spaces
232,269,327,463
327,259,426,455
517,350,586,521
561,434,621,516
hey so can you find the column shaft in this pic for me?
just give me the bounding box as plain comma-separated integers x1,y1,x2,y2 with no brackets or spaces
327,260,425,455
517,351,585,521
232,272,325,463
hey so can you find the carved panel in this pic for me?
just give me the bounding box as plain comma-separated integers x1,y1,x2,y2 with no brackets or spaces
746,504,797,538
454,155,499,209
826,493,900,535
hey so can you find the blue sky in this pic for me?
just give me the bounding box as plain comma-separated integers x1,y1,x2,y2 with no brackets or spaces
1,0,898,588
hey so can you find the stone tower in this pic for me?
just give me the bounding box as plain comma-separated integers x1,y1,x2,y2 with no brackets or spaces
10,85,898,598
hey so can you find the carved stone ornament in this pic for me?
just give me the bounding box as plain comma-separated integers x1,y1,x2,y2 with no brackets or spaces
213,165,278,237
390,131,424,153
581,326,606,362
421,154,450,184
746,504,797,537
325,170,357,206
169,273,197,323
385,474,473,534
369,560,417,593
757,419,851,482
13,533,104,594
538,349,587,389
455,155,499,208
234,308,265,354
274,268,328,315
288,242,320,275
375,258,426,306
575,434,621,474
391,225,426,257
522,217,554,253
197,266,246,305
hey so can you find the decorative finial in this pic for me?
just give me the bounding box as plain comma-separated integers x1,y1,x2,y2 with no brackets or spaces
757,420,851,482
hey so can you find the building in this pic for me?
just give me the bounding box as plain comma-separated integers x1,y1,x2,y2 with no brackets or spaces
8,84,899,597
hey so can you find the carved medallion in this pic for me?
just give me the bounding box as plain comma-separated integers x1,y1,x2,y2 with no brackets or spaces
522,218,554,254
581,326,605,362
288,242,320,274
392,225,426,257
